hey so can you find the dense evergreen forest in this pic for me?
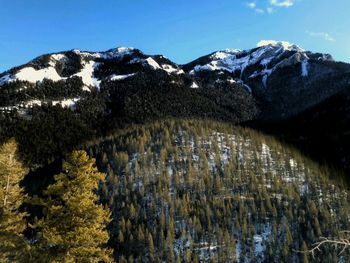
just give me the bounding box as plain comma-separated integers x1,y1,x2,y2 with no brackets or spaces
0,71,257,165
2,119,350,262
83,119,350,262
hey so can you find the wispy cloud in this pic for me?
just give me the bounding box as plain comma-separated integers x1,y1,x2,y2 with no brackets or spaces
246,0,296,15
246,2,256,9
269,0,294,8
306,31,336,42
246,2,265,14
255,8,265,14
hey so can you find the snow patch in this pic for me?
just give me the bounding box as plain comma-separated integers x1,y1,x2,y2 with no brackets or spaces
2,57,101,89
193,45,283,76
227,78,236,84
72,49,101,59
145,57,161,70
0,74,15,86
262,75,268,88
190,82,199,89
101,47,135,59
51,54,65,61
257,40,304,52
254,224,272,257
261,57,274,66
161,64,184,74
110,73,135,81
73,61,101,88
210,51,231,60
15,66,63,83
48,54,66,67
301,60,309,77
82,86,91,92
52,98,80,108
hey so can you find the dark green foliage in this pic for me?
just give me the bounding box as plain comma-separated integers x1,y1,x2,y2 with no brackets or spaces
15,106,93,164
0,77,85,107
94,55,145,77
103,70,258,127
83,119,350,262
55,51,83,77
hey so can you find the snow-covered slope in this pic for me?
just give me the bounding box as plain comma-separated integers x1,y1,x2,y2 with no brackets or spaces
186,41,333,89
0,41,349,122
0,47,184,90
181,40,350,121
0,41,336,93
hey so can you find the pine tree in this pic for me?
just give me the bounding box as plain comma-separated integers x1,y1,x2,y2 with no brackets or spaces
30,150,113,262
301,241,309,263
148,233,155,262
0,139,28,262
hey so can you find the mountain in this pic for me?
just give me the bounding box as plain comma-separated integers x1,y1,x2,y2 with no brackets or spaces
184,40,350,121
2,43,350,262
1,41,349,122
0,41,350,173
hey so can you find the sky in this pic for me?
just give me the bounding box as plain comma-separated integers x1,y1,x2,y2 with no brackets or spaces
0,0,349,72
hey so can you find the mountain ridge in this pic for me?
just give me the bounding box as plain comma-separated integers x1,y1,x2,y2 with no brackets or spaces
0,41,339,87
1,40,348,121
1,41,350,174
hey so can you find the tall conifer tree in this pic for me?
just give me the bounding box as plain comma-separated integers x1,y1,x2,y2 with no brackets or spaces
31,150,113,262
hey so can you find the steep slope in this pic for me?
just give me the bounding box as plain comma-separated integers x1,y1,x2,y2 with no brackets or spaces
183,40,350,121
85,119,350,262
252,87,350,179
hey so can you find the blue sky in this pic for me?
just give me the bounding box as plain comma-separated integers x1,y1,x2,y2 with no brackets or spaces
0,0,349,72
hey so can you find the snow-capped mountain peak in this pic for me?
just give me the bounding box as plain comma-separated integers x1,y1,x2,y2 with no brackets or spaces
186,40,334,90
0,47,185,89
256,40,304,52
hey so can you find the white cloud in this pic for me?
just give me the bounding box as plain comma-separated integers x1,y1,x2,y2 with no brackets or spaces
306,31,336,42
269,0,294,7
246,2,265,14
247,2,256,9
246,0,297,14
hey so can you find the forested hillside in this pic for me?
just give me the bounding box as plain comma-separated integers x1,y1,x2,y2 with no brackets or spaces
84,119,350,262
1,43,350,174
1,43,350,262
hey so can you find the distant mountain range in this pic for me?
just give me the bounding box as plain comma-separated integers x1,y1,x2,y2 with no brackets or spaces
1,41,350,174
